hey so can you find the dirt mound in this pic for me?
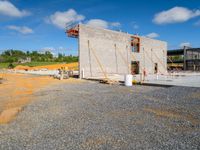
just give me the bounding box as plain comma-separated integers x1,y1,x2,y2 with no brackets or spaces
14,65,31,70
14,62,78,71
32,62,78,70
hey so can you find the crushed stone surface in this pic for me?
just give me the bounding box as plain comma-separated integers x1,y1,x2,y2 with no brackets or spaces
0,81,200,149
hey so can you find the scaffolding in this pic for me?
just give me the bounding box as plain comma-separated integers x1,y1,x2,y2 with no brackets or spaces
66,24,79,38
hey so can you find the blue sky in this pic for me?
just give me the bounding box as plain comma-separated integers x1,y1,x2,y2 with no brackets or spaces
0,0,200,55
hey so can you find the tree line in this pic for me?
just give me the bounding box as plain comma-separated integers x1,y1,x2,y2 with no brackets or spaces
0,50,78,63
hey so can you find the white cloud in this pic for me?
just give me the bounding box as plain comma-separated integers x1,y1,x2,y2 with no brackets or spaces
179,42,191,48
46,9,121,30
153,7,200,24
58,46,64,50
131,22,139,29
0,0,30,17
39,47,56,56
41,47,55,52
58,46,68,51
40,46,73,56
41,46,70,53
86,19,109,29
194,20,200,26
7,25,34,34
110,22,121,27
146,32,159,38
86,19,121,29
133,25,139,29
46,9,85,29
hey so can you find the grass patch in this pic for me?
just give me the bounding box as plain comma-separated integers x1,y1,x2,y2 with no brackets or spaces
20,62,61,67
0,63,10,69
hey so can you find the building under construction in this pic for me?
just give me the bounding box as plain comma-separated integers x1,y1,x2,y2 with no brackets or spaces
168,47,200,71
67,24,167,79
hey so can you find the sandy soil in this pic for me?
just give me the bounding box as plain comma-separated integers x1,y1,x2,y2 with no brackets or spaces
14,62,78,71
0,73,81,124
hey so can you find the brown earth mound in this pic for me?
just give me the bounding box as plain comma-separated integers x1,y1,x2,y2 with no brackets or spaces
14,62,78,71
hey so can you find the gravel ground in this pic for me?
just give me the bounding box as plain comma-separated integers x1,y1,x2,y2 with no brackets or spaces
0,80,200,149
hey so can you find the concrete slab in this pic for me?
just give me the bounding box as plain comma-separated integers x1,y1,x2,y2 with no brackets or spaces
86,72,200,88
144,74,200,88
15,70,59,76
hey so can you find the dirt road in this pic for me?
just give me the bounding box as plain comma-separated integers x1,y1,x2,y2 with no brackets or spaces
0,73,81,124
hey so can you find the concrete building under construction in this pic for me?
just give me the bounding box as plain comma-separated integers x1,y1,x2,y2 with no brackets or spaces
168,47,200,71
67,24,167,79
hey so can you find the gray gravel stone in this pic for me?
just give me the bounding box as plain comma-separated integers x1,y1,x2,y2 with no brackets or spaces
0,81,200,149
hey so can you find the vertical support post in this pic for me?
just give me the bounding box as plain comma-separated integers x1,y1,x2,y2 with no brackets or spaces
151,49,153,74
78,31,81,79
140,73,143,83
163,50,166,73
88,40,93,77
114,44,118,74
143,47,146,81
156,73,159,80
183,46,187,71
143,47,146,71
82,68,85,79
126,45,130,74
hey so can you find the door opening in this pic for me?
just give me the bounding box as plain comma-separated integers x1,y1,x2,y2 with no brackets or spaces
154,63,158,74
131,61,140,74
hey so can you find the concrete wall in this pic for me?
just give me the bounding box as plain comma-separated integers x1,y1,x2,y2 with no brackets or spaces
78,24,167,78
132,37,167,74
79,24,132,78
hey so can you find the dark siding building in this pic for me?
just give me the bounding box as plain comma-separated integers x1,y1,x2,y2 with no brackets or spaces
168,47,200,71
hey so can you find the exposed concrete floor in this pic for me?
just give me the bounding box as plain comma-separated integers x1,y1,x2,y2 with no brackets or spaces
144,74,200,87
15,70,59,76
9,69,200,87
0,80,200,149
87,72,200,87
6,70,79,77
